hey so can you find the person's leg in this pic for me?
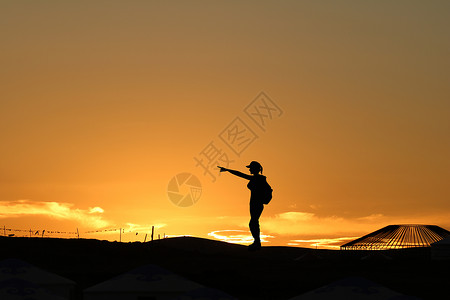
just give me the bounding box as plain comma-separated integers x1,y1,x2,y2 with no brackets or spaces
249,202,264,248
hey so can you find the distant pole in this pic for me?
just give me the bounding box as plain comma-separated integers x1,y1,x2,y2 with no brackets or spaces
29,229,32,238
77,228,80,239
151,226,154,241
158,234,160,240
144,233,147,243
120,228,122,242
42,230,45,238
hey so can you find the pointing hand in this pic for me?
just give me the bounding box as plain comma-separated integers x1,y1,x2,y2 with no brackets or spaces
217,166,227,172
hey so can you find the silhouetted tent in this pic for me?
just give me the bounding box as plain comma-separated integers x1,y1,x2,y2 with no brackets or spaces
340,224,450,250
0,278,68,300
431,236,450,260
288,277,421,300
84,264,235,300
0,258,76,300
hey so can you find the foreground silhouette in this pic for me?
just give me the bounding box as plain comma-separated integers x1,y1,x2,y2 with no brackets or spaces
0,236,443,300
218,161,272,251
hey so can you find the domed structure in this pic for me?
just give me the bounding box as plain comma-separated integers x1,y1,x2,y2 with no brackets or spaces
340,224,450,250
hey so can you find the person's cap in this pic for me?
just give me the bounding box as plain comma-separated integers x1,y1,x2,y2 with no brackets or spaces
246,161,261,168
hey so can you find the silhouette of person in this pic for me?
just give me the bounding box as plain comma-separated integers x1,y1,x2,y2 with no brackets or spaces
218,161,267,251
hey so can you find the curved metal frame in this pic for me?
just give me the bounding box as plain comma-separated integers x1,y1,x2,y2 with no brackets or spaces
340,225,450,250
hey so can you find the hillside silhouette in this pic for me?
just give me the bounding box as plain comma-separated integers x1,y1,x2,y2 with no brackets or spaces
0,236,449,299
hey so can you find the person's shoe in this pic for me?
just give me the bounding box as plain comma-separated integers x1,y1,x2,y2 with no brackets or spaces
248,242,261,251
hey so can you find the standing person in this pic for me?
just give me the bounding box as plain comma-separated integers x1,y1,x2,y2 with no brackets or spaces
218,161,270,251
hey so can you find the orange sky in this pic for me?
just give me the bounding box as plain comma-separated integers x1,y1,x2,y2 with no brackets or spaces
1,1,449,248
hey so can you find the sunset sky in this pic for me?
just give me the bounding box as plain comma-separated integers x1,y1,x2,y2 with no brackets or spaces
1,1,449,248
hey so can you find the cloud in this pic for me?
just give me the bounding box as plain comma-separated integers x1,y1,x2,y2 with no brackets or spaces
263,211,350,236
208,229,274,244
205,210,450,248
125,222,167,232
288,237,359,250
263,210,450,242
0,200,111,228
354,213,385,222
204,212,380,246
89,207,104,214
277,212,315,222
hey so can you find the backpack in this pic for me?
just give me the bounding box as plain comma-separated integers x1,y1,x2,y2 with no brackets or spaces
261,178,273,205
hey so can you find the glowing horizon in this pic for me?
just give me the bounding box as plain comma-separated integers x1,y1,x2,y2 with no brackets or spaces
2,198,450,249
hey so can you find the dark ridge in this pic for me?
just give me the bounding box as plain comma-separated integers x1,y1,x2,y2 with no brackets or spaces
0,236,449,300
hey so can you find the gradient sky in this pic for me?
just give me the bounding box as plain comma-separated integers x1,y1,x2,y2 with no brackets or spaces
1,1,449,248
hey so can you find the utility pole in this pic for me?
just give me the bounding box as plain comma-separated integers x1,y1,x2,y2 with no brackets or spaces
77,228,80,239
151,226,154,241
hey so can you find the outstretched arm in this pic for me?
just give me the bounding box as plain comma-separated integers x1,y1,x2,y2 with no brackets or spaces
217,166,252,180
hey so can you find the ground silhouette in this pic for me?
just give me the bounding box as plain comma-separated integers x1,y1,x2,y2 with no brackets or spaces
0,236,449,299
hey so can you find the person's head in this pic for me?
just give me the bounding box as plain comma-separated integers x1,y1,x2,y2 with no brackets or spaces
246,161,263,175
